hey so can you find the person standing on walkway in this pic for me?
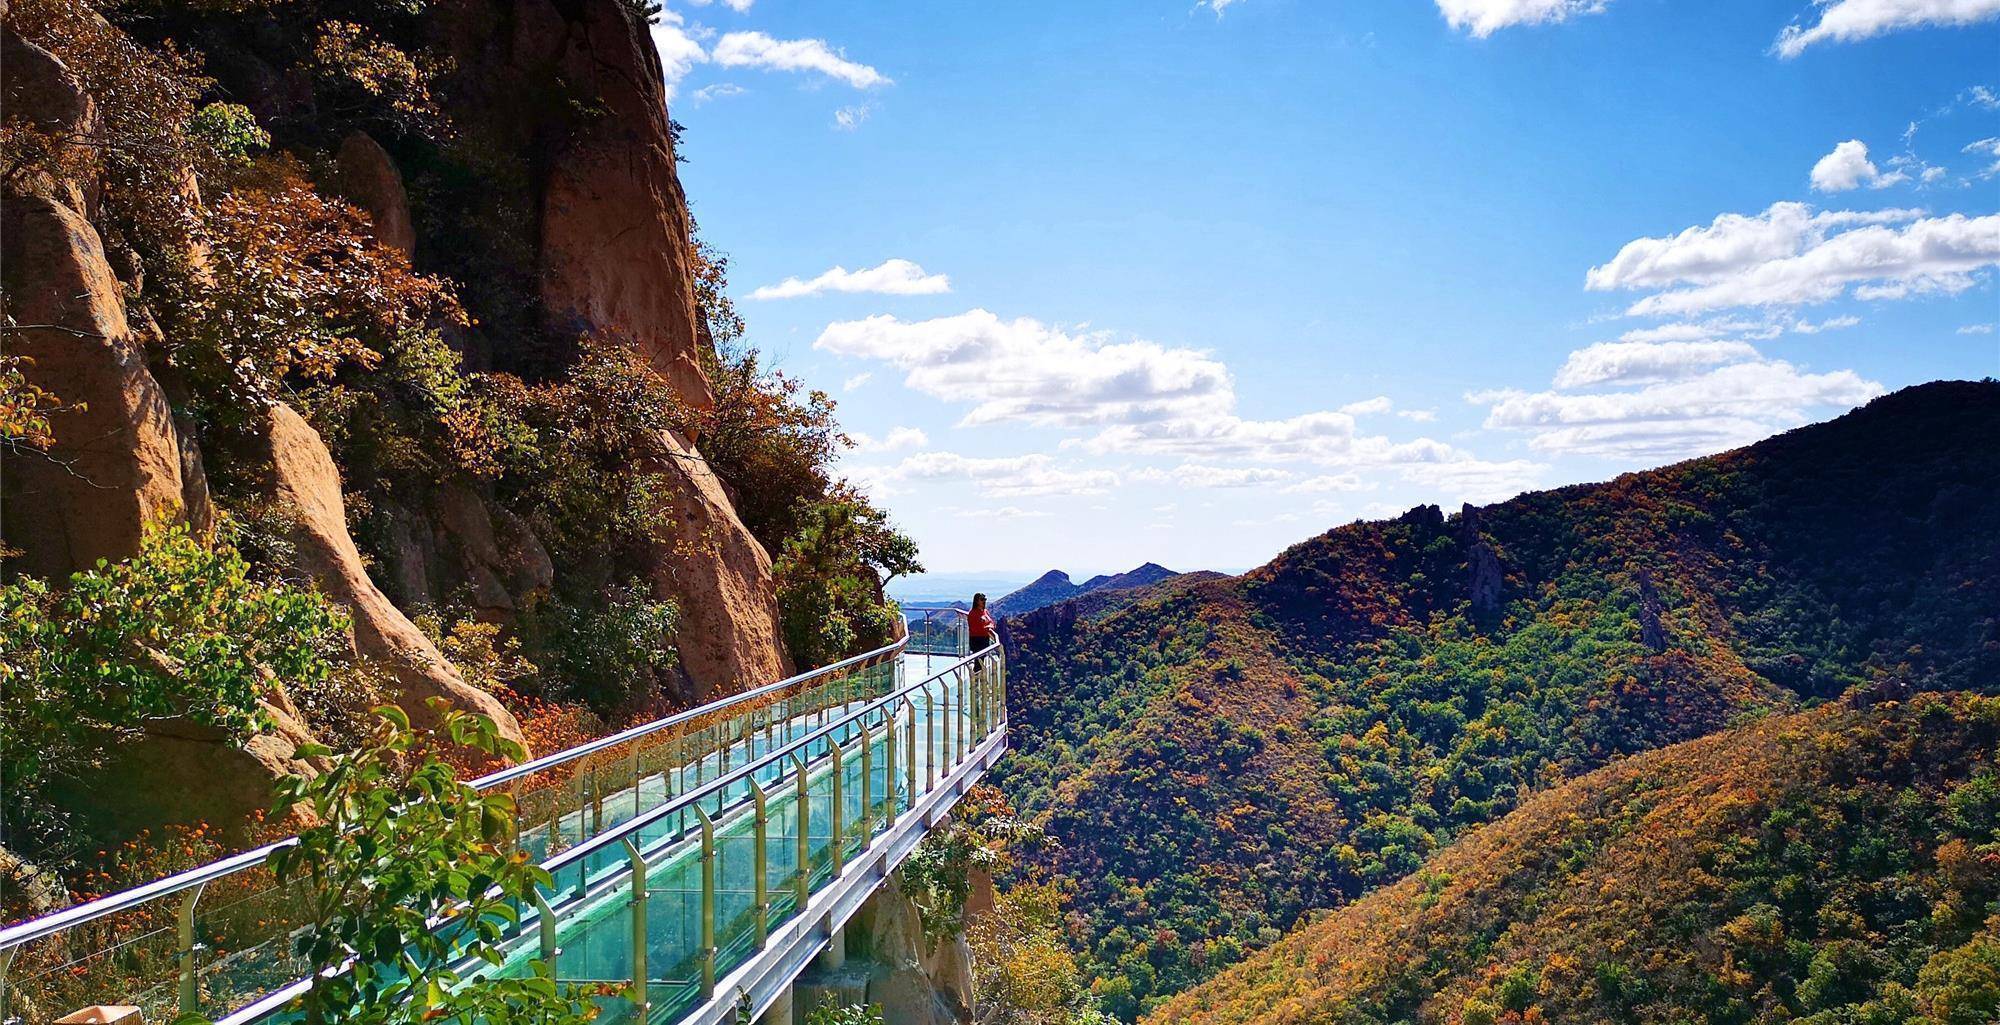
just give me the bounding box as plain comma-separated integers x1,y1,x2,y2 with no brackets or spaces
968,593,997,651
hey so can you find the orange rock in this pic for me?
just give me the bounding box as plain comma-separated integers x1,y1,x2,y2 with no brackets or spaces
333,131,417,258
0,191,196,578
260,403,530,754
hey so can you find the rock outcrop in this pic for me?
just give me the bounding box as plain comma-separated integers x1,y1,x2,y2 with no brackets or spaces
1460,503,1503,620
2,22,98,212
333,131,416,257
434,0,790,695
56,705,320,843
648,430,790,700
1635,567,1669,652
820,872,975,1025
261,404,528,751
796,872,984,1025
438,0,711,411
0,190,200,579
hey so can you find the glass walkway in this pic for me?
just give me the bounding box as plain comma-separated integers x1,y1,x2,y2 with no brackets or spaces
0,611,1004,1025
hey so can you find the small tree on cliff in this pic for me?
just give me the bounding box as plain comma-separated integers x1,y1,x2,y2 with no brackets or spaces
774,489,922,669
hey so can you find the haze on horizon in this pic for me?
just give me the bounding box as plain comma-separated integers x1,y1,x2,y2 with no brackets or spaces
655,0,2000,574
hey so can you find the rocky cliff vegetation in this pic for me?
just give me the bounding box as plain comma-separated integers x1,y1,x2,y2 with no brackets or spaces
1,0,914,917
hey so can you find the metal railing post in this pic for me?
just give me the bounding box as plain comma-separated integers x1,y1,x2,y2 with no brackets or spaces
904,701,918,800
884,710,899,819
750,778,770,948
533,889,558,968
177,880,208,1014
960,660,976,740
0,943,16,1022
508,777,524,855
791,756,810,911
956,669,970,764
859,721,874,852
585,763,603,838
697,807,717,1000
624,837,648,1014
927,683,942,791
630,744,643,818
945,673,958,767
829,740,846,877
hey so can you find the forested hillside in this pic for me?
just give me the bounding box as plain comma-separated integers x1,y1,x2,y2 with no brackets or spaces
1154,693,2000,1025
992,380,2000,1017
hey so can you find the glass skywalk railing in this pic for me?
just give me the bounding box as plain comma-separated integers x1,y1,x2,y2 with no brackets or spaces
0,640,917,1025
903,606,969,658
219,644,1007,1025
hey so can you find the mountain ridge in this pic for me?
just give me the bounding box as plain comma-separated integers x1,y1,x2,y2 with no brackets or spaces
993,379,2000,1018
992,561,1183,618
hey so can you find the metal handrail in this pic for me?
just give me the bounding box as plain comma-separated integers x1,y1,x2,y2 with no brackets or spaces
546,644,995,877
0,638,906,954
216,643,1008,1025
470,641,901,790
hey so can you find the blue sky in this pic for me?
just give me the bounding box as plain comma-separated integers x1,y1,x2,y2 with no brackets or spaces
656,0,2000,576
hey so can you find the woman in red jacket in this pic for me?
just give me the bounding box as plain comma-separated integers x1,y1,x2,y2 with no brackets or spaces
968,592,997,651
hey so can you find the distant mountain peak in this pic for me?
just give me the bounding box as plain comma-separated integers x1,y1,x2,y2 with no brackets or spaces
993,561,1184,617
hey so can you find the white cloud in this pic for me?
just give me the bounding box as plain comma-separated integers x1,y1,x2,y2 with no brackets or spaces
1965,137,2000,178
1586,202,2000,316
752,259,950,301
650,11,708,101
1397,408,1440,422
1396,459,1545,505
1959,322,1996,333
848,426,928,454
1792,314,1861,333
686,0,754,10
1810,140,1909,192
824,308,1542,512
1477,358,1885,461
1552,339,1763,388
833,104,872,131
691,82,745,104
1281,473,1368,494
843,372,873,391
1232,512,1304,529
1134,464,1295,488
1079,411,1358,461
1201,0,1246,17
817,309,1233,428
953,506,1050,521
711,31,890,88
1971,85,2000,111
853,452,1118,498
1436,0,1610,38
1619,317,1783,343
1775,0,2000,58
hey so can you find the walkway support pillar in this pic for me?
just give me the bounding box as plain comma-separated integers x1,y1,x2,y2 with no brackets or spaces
814,922,846,972
758,987,794,1025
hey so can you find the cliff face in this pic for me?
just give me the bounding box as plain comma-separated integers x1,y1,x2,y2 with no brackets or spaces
426,0,789,693
0,0,790,838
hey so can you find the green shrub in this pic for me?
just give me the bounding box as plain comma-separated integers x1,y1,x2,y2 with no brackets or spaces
0,521,349,847
263,703,599,1025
